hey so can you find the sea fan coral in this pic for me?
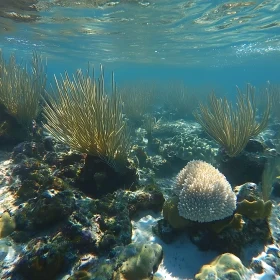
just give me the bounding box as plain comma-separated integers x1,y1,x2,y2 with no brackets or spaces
175,160,236,222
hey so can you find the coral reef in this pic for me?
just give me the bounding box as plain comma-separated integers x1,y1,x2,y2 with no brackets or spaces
160,178,272,257
0,53,279,280
132,120,218,178
0,134,165,279
161,132,217,163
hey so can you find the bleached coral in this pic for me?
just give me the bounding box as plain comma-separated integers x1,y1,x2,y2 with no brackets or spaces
175,160,236,223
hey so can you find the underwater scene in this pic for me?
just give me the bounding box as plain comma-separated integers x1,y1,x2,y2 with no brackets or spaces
1,0,280,279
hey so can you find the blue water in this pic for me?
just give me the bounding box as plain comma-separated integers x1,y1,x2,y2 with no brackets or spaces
0,2,279,278
0,0,280,91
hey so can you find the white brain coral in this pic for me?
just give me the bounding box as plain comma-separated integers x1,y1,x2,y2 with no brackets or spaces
175,160,236,223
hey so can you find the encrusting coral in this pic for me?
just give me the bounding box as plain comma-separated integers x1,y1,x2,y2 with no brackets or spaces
195,253,250,280
237,199,272,220
162,196,190,229
234,182,273,220
0,212,16,238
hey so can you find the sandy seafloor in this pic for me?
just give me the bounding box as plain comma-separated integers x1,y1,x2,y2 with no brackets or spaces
0,150,280,280
132,211,280,280
131,211,217,279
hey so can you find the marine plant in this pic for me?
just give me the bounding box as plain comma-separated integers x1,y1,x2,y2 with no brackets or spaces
43,66,131,170
0,51,46,129
193,84,271,157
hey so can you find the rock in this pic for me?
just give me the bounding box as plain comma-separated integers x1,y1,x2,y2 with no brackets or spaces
15,189,75,230
152,218,178,244
126,186,165,217
218,151,266,186
17,235,67,280
12,141,46,159
113,243,163,280
43,136,55,151
244,139,265,153
76,155,138,197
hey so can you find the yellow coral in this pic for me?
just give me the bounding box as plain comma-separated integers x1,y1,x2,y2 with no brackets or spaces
0,212,16,238
163,196,190,229
195,253,249,280
236,199,272,220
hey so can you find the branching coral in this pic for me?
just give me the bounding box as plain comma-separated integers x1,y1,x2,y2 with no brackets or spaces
43,66,131,170
0,51,46,128
193,84,271,157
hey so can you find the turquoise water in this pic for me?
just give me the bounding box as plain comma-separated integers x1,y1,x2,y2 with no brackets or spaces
0,0,280,88
0,2,280,279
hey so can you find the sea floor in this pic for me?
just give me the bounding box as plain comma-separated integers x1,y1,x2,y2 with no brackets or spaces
1,150,280,280
131,210,218,280
131,209,280,280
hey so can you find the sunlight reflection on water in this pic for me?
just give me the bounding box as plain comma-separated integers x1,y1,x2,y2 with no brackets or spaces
0,0,279,66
